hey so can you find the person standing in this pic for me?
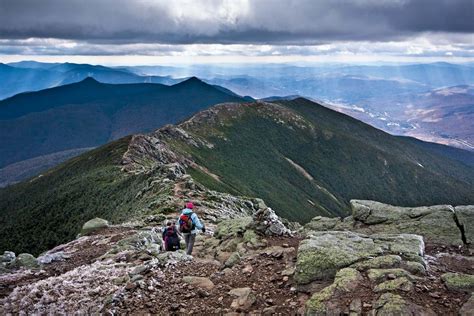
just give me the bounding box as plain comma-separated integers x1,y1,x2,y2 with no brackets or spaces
178,202,205,255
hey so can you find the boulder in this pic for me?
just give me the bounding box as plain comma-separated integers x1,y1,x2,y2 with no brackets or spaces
182,276,215,290
229,287,256,311
225,252,241,268
372,293,431,315
214,217,252,239
374,277,414,293
305,268,362,315
455,206,474,244
0,251,15,263
404,261,426,275
371,234,425,264
350,200,462,245
304,216,341,232
295,231,383,284
441,273,474,292
81,217,109,235
11,253,39,269
295,231,424,285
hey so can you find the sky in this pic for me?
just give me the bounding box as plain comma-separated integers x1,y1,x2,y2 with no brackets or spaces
0,0,473,65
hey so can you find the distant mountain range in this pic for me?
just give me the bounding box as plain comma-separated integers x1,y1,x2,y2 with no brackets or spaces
0,77,249,186
1,98,473,255
0,61,182,100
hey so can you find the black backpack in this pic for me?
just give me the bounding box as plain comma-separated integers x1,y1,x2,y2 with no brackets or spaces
164,226,180,251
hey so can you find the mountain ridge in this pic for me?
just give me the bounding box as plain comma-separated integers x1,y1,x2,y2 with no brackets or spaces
1,97,473,255
0,77,248,173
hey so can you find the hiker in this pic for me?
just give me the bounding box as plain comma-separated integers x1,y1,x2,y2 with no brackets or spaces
178,202,205,255
162,221,181,251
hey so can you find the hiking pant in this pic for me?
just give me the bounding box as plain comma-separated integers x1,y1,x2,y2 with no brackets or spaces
183,233,196,255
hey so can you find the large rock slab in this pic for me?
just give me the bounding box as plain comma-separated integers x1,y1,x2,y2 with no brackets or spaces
295,231,424,285
441,273,474,292
295,231,383,284
350,200,463,245
455,206,474,245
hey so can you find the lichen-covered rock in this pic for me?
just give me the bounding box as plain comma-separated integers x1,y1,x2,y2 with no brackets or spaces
371,234,425,264
441,273,474,292
351,255,402,271
404,261,426,275
10,253,39,269
350,200,462,245
295,231,424,285
295,231,383,284
372,293,431,315
109,230,161,256
214,217,252,239
367,268,414,283
305,268,362,315
225,252,241,268
455,206,474,244
81,218,109,235
304,216,341,232
374,277,414,293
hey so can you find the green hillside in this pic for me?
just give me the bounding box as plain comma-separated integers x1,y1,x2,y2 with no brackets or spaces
1,98,473,255
167,99,474,222
0,77,246,169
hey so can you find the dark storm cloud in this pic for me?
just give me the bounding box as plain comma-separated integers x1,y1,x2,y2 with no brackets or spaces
0,0,472,45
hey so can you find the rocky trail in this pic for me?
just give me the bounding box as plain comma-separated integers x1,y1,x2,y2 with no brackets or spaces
0,200,473,315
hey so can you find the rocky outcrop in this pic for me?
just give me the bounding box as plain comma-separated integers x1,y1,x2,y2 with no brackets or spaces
295,231,424,284
350,200,463,245
305,267,363,314
249,202,293,237
305,200,474,246
299,200,474,315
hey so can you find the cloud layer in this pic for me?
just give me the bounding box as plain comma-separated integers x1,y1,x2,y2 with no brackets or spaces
1,0,472,44
0,0,472,59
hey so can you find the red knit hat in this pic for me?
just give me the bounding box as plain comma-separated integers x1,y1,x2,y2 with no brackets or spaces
186,202,194,209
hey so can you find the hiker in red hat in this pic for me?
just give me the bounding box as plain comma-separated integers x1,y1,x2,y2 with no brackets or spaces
177,202,205,255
